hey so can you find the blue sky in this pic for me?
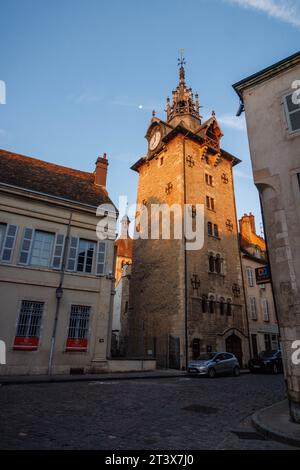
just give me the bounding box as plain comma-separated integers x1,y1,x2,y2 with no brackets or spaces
1,0,300,233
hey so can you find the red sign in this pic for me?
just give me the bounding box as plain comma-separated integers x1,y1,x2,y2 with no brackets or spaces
13,336,39,350
66,338,88,352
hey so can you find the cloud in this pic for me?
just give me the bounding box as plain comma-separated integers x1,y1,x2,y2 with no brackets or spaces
233,168,253,179
218,113,247,131
111,95,163,112
68,92,103,104
225,0,300,28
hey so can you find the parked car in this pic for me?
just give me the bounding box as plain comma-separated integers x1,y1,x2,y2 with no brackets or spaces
249,350,283,374
187,352,240,378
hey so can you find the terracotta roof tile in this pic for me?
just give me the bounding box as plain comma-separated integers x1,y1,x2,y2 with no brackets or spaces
0,149,114,208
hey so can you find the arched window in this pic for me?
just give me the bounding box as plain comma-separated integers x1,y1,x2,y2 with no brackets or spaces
215,255,221,274
227,299,232,316
219,297,225,315
207,222,213,236
209,296,215,314
202,295,208,313
209,255,215,273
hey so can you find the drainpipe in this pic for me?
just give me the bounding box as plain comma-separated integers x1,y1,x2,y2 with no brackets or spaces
48,211,73,375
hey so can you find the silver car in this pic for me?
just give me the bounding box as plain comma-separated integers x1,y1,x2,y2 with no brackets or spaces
187,352,240,378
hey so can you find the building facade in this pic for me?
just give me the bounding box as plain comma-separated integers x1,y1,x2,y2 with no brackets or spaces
128,61,249,369
233,51,300,422
0,149,116,375
239,213,279,358
112,216,132,355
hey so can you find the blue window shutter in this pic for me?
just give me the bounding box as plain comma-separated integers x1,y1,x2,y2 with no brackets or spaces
18,228,34,265
52,234,66,270
0,224,18,263
96,241,107,275
66,236,79,271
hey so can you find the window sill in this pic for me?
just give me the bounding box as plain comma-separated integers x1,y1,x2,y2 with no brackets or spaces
2,263,105,279
208,234,221,240
208,271,225,276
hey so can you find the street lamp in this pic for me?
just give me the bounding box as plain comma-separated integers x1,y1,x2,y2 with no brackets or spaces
56,286,64,300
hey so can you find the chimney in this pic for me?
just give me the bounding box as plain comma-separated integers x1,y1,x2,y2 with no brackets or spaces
239,212,257,241
95,153,108,187
248,212,256,234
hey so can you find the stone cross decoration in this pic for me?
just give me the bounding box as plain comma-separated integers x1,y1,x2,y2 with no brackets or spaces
186,155,195,168
191,274,201,290
226,219,233,231
165,182,173,195
221,173,229,184
232,283,241,297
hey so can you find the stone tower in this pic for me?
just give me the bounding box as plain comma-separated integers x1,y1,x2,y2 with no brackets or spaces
128,58,249,369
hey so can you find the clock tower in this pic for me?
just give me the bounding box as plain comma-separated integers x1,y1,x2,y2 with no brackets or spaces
127,58,249,369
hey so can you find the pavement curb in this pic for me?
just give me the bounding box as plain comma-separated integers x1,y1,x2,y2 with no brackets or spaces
0,369,250,386
0,372,186,386
252,399,300,448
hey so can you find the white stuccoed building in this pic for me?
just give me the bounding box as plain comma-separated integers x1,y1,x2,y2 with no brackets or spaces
233,51,300,423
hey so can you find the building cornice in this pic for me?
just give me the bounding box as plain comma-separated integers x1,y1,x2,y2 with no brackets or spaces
233,50,300,101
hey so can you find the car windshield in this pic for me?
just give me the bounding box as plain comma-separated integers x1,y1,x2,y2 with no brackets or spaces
194,353,216,361
259,350,277,358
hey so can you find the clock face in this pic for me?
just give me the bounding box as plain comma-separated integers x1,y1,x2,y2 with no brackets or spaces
149,130,161,151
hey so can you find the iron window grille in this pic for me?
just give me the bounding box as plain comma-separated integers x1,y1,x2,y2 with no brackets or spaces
68,305,91,340
16,300,44,337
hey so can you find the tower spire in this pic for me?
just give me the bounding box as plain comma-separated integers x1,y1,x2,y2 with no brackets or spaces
177,49,186,83
166,53,201,126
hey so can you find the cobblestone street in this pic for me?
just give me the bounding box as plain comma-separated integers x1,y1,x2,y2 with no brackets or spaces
0,374,297,450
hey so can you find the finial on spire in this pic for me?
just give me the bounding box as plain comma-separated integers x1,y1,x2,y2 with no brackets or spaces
177,49,186,83
152,110,156,117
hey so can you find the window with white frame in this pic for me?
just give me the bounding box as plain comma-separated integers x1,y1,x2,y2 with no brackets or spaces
77,239,96,273
261,298,269,322
249,296,257,320
15,300,44,337
67,237,107,275
67,305,90,340
284,92,300,133
246,267,254,287
30,231,55,267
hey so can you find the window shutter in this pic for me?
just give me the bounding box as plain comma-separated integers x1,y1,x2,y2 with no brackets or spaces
52,234,65,270
96,241,107,275
0,224,18,263
247,268,254,287
18,228,34,265
66,236,79,271
262,299,269,321
250,297,257,320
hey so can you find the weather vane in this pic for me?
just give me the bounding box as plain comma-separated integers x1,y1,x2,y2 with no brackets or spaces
178,48,186,68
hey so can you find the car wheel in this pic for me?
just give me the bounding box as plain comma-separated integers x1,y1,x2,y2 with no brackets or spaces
208,367,216,378
233,366,240,377
272,364,279,375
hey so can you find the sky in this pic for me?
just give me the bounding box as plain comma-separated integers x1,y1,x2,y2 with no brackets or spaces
1,0,300,234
